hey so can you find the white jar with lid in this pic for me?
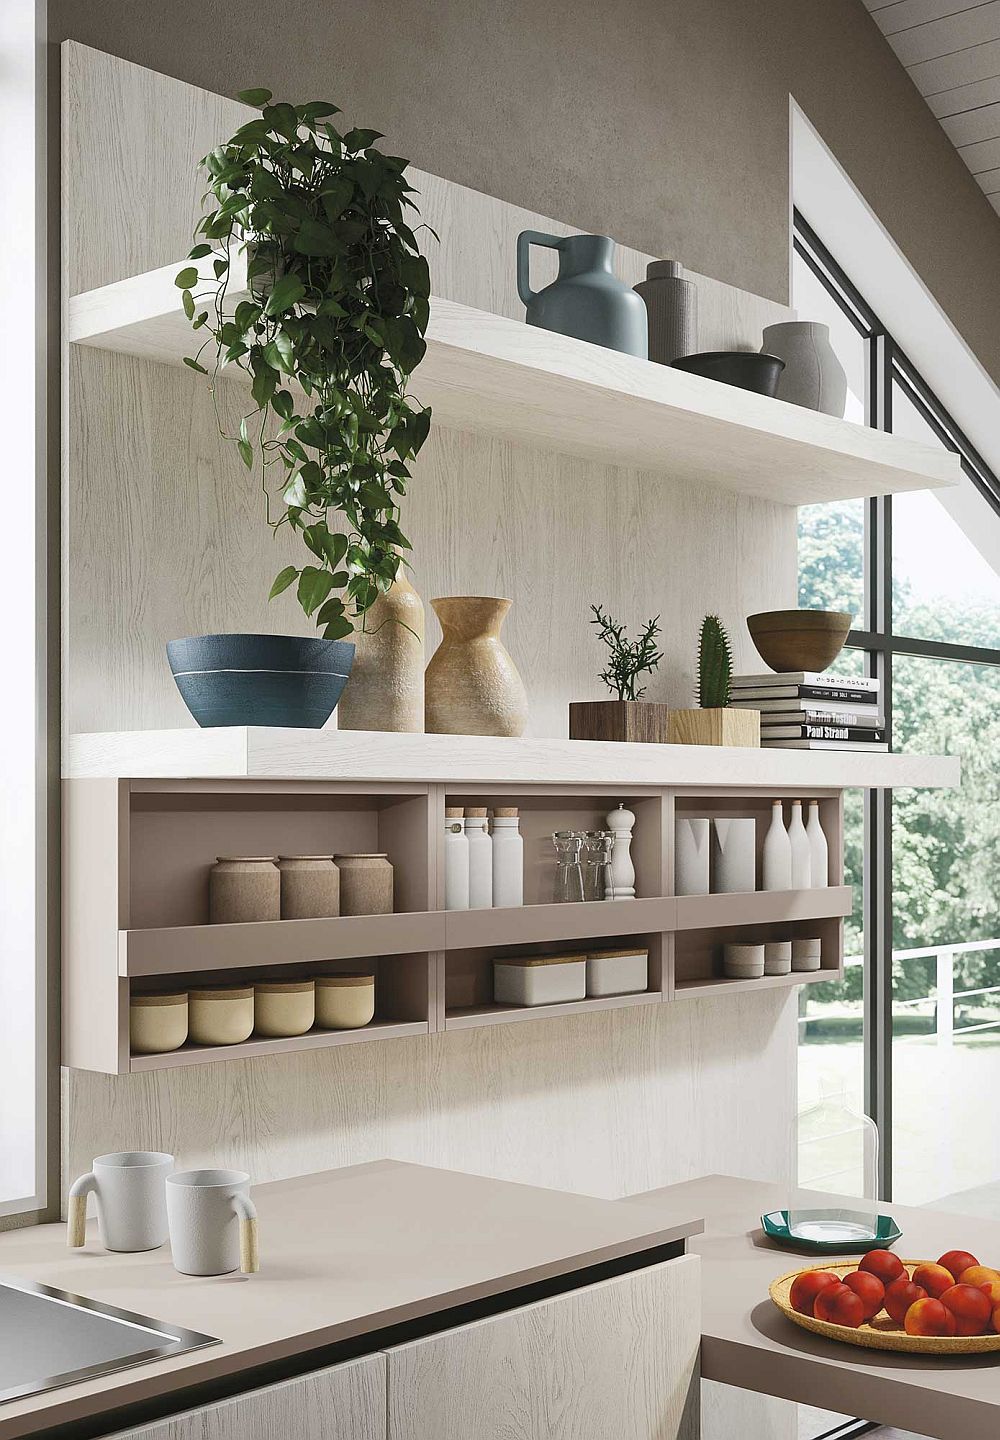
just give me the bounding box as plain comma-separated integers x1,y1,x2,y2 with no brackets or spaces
465,807,493,909
491,807,523,908
444,807,470,910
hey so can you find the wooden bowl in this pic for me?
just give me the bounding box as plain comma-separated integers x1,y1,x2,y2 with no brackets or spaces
747,609,853,674
770,1260,1000,1355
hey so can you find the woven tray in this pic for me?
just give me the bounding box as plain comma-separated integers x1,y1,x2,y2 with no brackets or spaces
769,1260,1000,1354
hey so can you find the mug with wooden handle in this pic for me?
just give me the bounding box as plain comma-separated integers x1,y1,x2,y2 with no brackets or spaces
67,1151,173,1252
166,1169,260,1276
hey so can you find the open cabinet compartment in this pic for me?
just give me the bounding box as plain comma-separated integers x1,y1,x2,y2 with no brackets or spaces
440,788,667,907
671,788,843,894
443,931,666,1029
671,915,843,999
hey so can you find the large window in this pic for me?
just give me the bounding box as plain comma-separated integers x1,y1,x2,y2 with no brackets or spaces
794,213,1000,1207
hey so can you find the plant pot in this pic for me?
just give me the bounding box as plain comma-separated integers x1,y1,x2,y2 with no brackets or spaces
667,708,761,747
337,570,425,733
166,634,354,728
425,597,528,737
568,700,671,744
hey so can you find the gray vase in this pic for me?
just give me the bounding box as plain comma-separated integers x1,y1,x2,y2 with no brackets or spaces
516,232,648,359
761,321,847,417
634,260,698,365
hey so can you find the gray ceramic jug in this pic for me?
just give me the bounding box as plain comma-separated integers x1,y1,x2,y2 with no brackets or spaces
516,232,648,359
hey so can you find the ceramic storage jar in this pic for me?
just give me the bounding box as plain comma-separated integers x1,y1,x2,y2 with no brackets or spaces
792,937,823,972
129,992,188,1054
764,940,792,976
254,979,315,1037
315,973,376,1029
722,943,765,980
493,954,586,1006
335,854,394,916
586,947,648,997
209,857,280,924
188,986,255,1046
277,856,340,920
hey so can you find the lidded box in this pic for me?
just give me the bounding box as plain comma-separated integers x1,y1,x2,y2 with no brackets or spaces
586,947,648,997
493,954,586,1007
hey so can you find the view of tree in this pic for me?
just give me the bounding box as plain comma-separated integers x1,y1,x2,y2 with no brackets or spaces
798,500,1000,1014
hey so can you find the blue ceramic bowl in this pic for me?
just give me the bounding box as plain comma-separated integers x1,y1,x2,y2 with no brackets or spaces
166,634,355,729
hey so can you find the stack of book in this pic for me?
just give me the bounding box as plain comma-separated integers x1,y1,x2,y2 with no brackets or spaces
731,671,886,750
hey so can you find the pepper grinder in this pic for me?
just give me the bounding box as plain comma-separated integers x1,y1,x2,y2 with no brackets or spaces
606,803,636,900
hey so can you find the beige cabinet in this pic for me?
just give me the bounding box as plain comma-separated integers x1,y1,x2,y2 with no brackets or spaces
104,1354,386,1440
386,1255,700,1440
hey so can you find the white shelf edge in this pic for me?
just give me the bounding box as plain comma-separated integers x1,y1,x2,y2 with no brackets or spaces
64,728,961,791
67,264,962,506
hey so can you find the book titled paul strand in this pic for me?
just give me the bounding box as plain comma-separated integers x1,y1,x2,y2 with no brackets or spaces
730,670,887,751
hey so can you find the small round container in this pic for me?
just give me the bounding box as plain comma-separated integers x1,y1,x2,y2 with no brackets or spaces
129,992,188,1055
335,854,394,916
277,856,340,920
723,943,765,979
209,857,280,924
188,986,255,1046
254,979,316,1037
764,941,792,976
315,974,375,1030
792,938,822,972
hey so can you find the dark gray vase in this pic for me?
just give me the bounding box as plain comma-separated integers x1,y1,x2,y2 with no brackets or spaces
516,232,648,359
166,634,355,729
634,260,698,365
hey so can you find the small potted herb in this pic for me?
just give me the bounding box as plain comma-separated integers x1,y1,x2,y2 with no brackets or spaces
667,614,760,746
569,605,670,743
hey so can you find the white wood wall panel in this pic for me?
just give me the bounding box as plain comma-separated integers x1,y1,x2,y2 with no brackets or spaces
386,1257,700,1440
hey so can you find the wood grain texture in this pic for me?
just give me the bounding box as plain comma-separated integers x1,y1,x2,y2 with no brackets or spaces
65,987,798,1200
99,1355,386,1440
569,701,673,744
386,1255,699,1440
668,708,762,747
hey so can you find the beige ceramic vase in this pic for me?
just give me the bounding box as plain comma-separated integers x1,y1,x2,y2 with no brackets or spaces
425,597,528,736
337,570,425,733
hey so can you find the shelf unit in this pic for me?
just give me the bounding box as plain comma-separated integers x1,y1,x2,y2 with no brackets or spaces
60,729,955,1074
67,257,961,507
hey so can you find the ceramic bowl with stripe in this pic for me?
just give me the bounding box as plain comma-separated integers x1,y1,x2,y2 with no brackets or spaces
166,634,355,729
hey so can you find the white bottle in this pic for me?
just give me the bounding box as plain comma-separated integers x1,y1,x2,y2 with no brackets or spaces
761,801,791,892
788,800,812,889
465,808,493,908
606,803,636,900
807,801,829,888
444,807,470,911
491,807,523,908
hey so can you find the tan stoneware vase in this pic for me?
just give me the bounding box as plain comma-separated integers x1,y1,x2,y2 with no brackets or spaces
276,855,340,919
209,857,280,924
335,854,394,916
425,597,528,737
337,570,425,733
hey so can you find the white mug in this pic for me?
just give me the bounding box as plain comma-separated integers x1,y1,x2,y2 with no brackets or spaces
166,1169,259,1276
67,1150,174,1252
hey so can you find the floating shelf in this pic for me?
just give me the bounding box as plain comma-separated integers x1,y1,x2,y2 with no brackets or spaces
128,1018,429,1071
65,728,961,791
445,990,663,1031
443,897,674,950
673,969,837,1000
68,258,961,506
672,885,853,931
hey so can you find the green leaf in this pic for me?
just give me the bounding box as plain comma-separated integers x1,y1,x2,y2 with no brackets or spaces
268,565,298,599
238,87,273,107
183,356,208,375
283,474,308,508
188,243,212,260
271,389,295,420
293,218,340,257
175,266,199,289
263,331,296,373
251,366,276,409
343,126,384,151
323,614,354,640
297,566,335,616
263,273,306,317
237,416,254,469
182,289,195,320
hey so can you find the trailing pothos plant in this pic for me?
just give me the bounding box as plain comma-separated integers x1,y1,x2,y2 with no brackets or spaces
177,88,433,640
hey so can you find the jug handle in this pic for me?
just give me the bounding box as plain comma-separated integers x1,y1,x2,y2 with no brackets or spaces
517,231,562,308
67,1172,96,1248
233,1192,260,1275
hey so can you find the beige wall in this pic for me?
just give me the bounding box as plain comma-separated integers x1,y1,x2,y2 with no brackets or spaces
51,0,1000,386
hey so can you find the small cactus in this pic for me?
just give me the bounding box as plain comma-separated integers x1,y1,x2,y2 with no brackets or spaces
697,615,733,709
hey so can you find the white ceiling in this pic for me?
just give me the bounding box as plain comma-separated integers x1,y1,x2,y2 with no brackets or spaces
865,0,1000,216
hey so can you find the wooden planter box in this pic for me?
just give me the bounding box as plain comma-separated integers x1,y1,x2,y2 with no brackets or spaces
667,708,761,747
569,701,672,744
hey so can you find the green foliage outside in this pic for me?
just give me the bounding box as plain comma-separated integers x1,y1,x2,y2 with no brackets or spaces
797,500,1000,1011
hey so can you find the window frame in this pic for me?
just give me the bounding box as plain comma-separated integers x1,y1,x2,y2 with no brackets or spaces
794,210,1000,1200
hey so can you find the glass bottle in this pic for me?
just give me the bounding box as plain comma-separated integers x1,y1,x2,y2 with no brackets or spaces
552,830,585,903
580,831,607,901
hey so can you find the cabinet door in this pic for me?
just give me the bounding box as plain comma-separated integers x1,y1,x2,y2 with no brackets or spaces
386,1255,699,1440
104,1353,385,1440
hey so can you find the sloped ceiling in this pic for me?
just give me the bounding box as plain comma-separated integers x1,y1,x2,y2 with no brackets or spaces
866,0,1000,215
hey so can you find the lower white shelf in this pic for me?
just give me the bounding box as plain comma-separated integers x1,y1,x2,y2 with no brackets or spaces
128,1018,429,1071
445,990,663,1031
672,968,841,1000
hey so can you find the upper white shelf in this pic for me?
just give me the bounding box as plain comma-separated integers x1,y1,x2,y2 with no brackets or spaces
65,727,960,790
68,257,961,507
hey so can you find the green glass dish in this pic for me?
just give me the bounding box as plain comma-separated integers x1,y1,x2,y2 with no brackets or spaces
761,1209,902,1254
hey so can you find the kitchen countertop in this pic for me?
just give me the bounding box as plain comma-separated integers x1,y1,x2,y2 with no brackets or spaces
0,1160,703,1439
631,1173,1000,1440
